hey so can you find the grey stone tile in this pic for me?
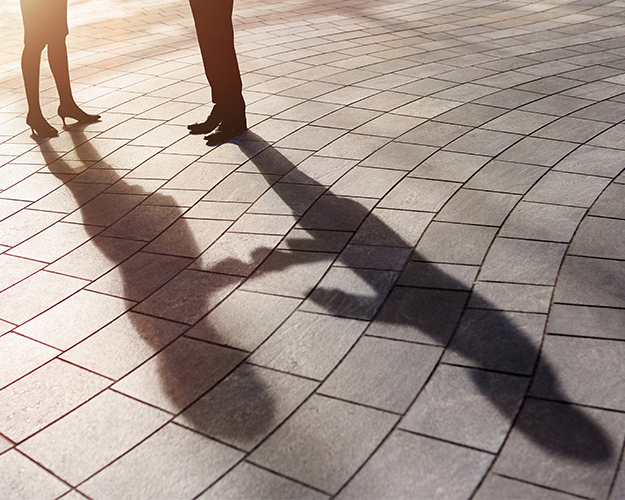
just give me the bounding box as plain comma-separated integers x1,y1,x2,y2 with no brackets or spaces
204,172,278,203
0,360,109,443
500,202,586,242
337,430,493,500
298,195,377,231
367,287,468,346
569,216,625,260
61,312,186,380
494,399,625,500
434,103,507,127
554,256,625,308
199,462,328,500
0,209,63,247
353,113,423,138
435,189,521,226
411,151,490,182
250,183,326,216
101,204,182,241
589,124,625,150
401,364,529,452
249,395,397,495
496,137,578,167
589,183,625,219
281,156,357,187
532,117,611,143
0,449,69,500
467,160,547,194
445,129,522,156
279,228,351,252
359,142,437,171
18,390,170,485
519,95,593,116
337,245,412,271
379,178,460,212
316,133,389,161
46,236,145,281
313,107,381,129
571,100,625,123
79,423,243,500
611,454,625,500
416,223,497,266
0,271,88,326
133,270,242,324
547,304,625,341
113,337,245,413
443,310,546,375
248,312,367,380
143,218,230,258
176,363,317,451
319,336,441,413
186,290,300,351
482,110,556,135
479,238,567,285
0,332,58,389
242,250,335,298
302,267,399,320
398,261,479,291
475,473,584,500
62,193,145,227
531,336,625,411
524,171,610,207
163,162,236,191
470,282,553,313
351,209,433,248
88,252,191,302
475,88,543,109
184,200,248,220
191,232,281,276
330,166,404,199
397,121,471,147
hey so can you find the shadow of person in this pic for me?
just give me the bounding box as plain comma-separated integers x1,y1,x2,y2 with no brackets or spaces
40,128,276,447
231,130,613,464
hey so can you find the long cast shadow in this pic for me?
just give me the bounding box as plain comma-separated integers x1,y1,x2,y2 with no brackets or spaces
41,129,276,446
233,130,613,464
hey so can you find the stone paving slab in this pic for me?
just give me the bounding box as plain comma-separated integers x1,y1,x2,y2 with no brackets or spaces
2,0,625,498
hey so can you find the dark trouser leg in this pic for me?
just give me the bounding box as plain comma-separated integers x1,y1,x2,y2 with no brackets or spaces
189,0,244,109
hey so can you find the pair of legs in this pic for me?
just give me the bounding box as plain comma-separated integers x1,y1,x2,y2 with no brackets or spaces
188,0,246,143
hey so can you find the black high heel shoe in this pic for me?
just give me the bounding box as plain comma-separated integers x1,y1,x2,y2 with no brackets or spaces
58,105,101,126
26,114,58,138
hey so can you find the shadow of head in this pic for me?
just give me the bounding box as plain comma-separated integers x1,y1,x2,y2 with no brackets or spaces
232,130,614,464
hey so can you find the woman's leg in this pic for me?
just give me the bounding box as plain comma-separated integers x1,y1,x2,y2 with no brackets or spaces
47,36,75,109
21,40,46,118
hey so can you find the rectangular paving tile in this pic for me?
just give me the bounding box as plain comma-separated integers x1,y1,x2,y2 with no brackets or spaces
493,399,625,500
547,303,625,341
443,309,546,375
319,336,441,413
0,450,69,500
589,183,625,219
401,364,529,453
379,177,460,212
415,222,497,265
0,359,109,443
531,335,625,411
411,151,490,183
0,271,88,326
351,208,433,248
176,363,317,451
499,202,586,242
464,160,547,194
336,430,494,500
0,333,59,389
524,171,610,207
435,189,521,226
475,473,585,500
569,216,625,260
249,395,398,495
199,462,328,500
79,424,243,500
248,311,367,380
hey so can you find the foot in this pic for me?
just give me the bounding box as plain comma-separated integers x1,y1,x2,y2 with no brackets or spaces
187,105,223,135
204,117,247,145
58,105,101,125
26,114,58,138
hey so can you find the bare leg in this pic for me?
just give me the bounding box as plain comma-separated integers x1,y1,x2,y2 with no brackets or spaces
47,37,75,109
21,41,46,118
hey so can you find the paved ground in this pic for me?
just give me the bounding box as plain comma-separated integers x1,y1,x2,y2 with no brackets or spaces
1,0,625,498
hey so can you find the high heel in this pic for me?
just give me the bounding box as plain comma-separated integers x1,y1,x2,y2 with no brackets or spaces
58,105,101,126
26,114,58,138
